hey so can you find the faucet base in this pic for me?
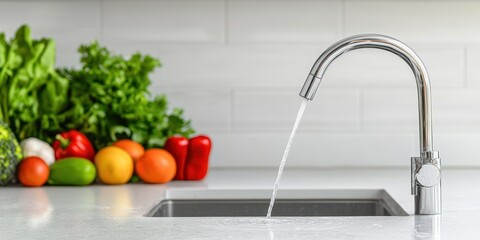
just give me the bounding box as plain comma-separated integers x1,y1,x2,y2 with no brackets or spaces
415,184,442,215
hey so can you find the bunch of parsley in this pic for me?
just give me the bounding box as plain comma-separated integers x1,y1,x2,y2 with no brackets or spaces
59,42,194,149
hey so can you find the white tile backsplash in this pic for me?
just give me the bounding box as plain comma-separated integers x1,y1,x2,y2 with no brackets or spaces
160,88,231,132
0,1,100,45
55,44,83,68
102,43,231,87
435,134,480,166
228,1,341,43
233,89,359,130
103,0,225,43
210,132,415,167
434,90,480,131
222,44,324,87
345,1,480,43
362,89,480,132
466,48,480,87
362,89,418,131
3,0,480,167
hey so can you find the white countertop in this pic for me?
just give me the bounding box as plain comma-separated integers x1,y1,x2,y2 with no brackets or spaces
1,168,479,240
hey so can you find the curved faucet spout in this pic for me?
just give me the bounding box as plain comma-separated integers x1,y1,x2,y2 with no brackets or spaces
300,34,432,153
300,34,441,215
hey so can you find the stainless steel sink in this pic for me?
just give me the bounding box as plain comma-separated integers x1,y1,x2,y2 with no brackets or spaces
146,189,408,217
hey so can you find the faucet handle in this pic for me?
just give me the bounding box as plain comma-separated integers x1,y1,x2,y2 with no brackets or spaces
411,151,441,195
415,164,441,187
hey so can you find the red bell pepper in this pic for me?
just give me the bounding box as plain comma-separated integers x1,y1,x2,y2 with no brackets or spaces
164,136,189,180
52,130,96,161
164,135,212,181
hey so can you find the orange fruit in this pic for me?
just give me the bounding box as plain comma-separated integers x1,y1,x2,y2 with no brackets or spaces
136,148,176,184
18,157,49,187
112,139,145,162
94,146,133,185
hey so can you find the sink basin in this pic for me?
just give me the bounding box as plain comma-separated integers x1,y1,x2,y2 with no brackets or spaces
146,189,408,217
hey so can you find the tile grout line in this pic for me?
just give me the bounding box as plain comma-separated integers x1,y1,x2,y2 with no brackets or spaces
224,0,229,44
463,45,468,87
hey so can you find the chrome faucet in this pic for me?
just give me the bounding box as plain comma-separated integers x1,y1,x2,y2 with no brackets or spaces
299,34,441,215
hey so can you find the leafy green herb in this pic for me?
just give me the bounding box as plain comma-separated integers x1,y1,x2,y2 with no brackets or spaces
59,42,194,149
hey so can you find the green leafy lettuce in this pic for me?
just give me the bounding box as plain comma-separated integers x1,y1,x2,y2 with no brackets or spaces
0,25,68,140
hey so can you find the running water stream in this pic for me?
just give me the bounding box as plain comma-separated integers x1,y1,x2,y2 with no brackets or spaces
266,99,309,218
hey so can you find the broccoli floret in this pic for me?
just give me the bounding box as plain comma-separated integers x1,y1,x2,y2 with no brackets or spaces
0,121,23,185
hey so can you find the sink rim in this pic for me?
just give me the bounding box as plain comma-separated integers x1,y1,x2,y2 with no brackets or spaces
145,189,409,217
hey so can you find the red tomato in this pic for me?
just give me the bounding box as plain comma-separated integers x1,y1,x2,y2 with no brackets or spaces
17,157,50,187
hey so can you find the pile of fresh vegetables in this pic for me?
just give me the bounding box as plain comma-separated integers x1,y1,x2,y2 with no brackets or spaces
15,129,211,187
0,25,212,187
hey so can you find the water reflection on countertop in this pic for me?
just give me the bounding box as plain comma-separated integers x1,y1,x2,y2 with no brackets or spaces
1,168,479,239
